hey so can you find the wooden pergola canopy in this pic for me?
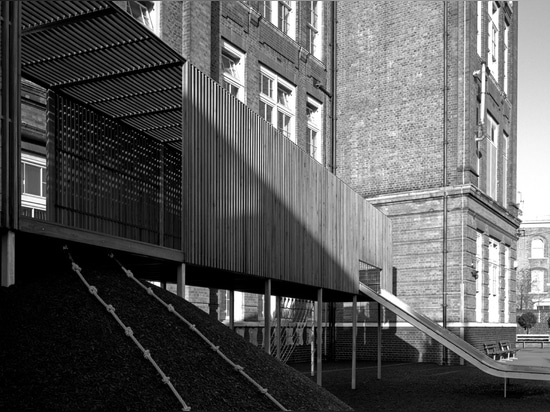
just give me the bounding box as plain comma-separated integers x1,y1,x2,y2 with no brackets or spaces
21,1,185,149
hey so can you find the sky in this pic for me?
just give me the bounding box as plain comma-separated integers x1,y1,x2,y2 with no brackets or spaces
516,0,550,220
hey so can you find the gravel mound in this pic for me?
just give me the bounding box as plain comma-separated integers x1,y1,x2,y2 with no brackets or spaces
0,244,351,411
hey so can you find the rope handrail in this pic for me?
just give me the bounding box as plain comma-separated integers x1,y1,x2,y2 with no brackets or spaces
62,246,191,412
109,253,289,412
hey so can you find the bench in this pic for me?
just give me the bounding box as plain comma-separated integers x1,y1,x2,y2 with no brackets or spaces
516,334,550,348
483,341,512,361
499,340,519,360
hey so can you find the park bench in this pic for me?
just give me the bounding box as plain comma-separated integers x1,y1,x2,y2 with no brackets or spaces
498,340,519,360
516,334,550,348
483,341,511,361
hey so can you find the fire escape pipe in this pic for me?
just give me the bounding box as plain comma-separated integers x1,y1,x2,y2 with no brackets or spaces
442,1,449,365
331,1,337,174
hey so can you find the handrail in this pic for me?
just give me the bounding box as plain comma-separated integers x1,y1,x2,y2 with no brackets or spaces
109,253,289,412
63,246,191,411
359,282,550,386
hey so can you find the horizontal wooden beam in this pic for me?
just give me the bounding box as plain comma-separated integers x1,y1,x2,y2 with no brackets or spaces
19,217,183,263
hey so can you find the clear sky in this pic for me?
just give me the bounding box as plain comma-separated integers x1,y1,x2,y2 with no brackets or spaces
517,0,550,220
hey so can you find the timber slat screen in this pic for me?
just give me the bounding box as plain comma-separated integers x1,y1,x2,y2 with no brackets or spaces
183,63,392,294
47,92,182,249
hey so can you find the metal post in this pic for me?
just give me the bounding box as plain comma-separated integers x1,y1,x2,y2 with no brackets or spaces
229,290,235,330
265,279,271,354
377,302,382,380
1,231,15,287
176,263,186,298
317,288,323,386
276,295,282,360
352,295,357,389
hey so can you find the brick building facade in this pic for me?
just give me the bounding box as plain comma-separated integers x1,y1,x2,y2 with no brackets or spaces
335,1,520,363
18,1,521,365
517,218,550,310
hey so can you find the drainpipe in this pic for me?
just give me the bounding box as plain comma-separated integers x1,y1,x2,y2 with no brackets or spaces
442,1,449,365
331,1,337,174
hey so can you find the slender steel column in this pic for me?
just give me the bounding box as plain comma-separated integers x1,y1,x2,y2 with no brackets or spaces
351,295,357,389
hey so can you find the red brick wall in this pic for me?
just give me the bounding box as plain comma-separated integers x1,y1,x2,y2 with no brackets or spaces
336,1,445,197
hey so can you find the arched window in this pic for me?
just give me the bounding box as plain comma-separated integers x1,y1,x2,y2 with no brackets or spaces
531,239,544,258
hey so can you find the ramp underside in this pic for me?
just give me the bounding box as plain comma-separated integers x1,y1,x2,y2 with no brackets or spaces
358,283,550,382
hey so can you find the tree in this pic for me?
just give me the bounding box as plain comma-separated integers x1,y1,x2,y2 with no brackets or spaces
517,312,537,333
516,268,536,311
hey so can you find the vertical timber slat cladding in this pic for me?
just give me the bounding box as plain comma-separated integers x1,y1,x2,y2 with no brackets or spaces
49,92,181,248
183,63,392,294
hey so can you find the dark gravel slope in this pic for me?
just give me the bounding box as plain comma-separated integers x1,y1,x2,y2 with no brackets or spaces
0,245,351,411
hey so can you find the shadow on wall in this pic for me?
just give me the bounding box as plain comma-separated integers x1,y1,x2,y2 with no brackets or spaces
182,63,392,297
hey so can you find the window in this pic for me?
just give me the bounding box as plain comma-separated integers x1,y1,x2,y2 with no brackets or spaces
221,41,246,102
503,20,509,94
259,67,296,142
306,96,322,163
475,232,483,322
486,113,498,199
531,269,545,294
504,246,510,323
487,1,499,78
502,132,508,206
531,239,545,259
21,152,46,218
306,1,322,58
127,1,160,36
476,1,482,57
488,238,499,323
259,1,296,39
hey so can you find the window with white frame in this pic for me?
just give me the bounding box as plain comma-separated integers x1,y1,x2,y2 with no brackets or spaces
503,20,509,94
531,238,545,259
260,1,272,22
21,152,46,218
486,113,498,199
306,96,322,163
487,1,499,78
475,232,484,322
259,67,296,142
221,40,246,102
127,1,160,36
488,238,500,323
476,1,482,57
502,132,508,207
306,1,322,59
504,246,510,323
259,1,296,39
531,269,545,294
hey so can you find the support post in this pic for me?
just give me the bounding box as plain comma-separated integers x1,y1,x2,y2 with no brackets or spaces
229,290,235,330
176,263,186,298
1,231,15,287
276,295,281,360
351,295,357,389
317,288,323,386
264,279,271,354
377,302,382,380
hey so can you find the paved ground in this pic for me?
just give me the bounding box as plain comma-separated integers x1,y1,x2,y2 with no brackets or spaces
290,349,550,411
